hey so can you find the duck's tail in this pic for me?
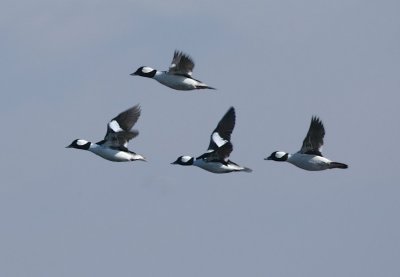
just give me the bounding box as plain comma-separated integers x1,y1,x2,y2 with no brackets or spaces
329,162,348,169
241,167,253,173
196,85,216,90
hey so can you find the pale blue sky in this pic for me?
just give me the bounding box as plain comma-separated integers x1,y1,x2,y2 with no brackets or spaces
1,0,400,276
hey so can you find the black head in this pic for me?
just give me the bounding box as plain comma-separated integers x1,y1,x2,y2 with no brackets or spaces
130,66,157,78
265,151,289,162
171,156,194,166
66,139,91,150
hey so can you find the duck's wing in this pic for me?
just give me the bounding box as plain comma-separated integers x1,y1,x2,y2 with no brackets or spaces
299,116,325,156
101,105,141,148
168,50,195,77
207,107,235,153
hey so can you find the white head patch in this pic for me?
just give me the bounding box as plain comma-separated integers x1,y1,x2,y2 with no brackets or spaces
181,156,193,163
275,151,287,159
142,66,154,73
77,139,88,146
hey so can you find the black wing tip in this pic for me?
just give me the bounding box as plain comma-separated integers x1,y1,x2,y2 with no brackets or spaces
131,103,141,110
126,104,142,116
174,49,188,55
174,49,190,57
110,104,142,131
221,107,236,126
118,104,141,119
216,107,235,123
311,115,322,123
227,106,235,115
118,104,141,114
173,49,194,62
229,107,236,120
229,106,236,118
216,107,236,136
310,115,325,130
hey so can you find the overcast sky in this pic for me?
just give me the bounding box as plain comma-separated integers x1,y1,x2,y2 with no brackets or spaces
1,0,400,276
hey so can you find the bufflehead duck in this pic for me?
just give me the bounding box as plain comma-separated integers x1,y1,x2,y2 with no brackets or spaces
265,116,348,171
131,50,215,91
172,107,252,173
67,105,146,162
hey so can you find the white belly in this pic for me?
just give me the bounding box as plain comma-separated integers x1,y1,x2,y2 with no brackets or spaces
154,74,198,90
288,153,332,171
90,147,137,162
193,159,245,173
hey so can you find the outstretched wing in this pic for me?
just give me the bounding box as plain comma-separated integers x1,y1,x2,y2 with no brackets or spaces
300,116,325,156
102,105,141,148
168,50,195,77
207,107,236,152
107,104,141,134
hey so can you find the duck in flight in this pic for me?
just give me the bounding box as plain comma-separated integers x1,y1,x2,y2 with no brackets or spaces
131,50,215,91
67,105,146,162
265,116,348,171
172,107,252,173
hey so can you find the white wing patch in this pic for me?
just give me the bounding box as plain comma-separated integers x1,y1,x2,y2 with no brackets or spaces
108,120,122,133
212,132,227,148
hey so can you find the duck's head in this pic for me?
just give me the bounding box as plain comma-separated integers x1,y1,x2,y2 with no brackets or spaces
130,66,157,78
66,139,91,150
265,151,289,162
171,156,194,166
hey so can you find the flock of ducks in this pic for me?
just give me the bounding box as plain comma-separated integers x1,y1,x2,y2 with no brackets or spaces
67,50,348,173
